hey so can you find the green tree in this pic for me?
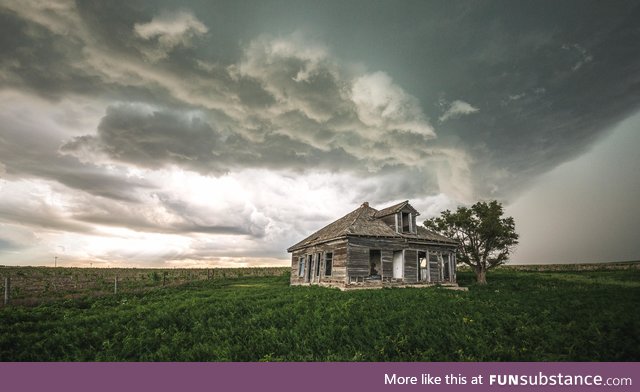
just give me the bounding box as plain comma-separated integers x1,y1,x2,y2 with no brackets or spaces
424,200,519,284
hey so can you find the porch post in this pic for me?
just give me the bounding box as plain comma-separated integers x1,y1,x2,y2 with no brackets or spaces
450,255,455,282
426,250,431,283
452,253,456,282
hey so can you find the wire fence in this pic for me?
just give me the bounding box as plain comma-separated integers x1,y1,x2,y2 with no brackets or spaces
0,266,290,307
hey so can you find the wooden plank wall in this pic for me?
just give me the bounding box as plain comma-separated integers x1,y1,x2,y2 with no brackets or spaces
404,249,418,283
290,240,348,285
347,243,369,277
290,237,457,287
347,237,405,279
381,250,393,278
330,244,348,283
428,252,440,283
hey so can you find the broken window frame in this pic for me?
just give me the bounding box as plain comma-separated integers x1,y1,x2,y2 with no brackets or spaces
401,212,410,233
298,256,305,277
324,252,333,276
315,252,322,280
368,249,382,279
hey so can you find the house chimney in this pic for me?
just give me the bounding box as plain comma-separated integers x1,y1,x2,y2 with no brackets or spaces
362,201,369,208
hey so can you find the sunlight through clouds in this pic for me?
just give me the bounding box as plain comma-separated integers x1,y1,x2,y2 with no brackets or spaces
1,0,638,266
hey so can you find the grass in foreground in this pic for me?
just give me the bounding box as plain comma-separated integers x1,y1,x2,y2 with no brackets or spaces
0,268,638,361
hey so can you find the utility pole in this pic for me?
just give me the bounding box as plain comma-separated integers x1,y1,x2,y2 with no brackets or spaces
4,277,10,305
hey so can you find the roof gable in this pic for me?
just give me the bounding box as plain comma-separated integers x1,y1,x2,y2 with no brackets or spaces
373,200,419,218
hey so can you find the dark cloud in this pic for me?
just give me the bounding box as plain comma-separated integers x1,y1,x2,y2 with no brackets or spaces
0,200,94,234
5,1,453,196
8,0,635,203
62,104,224,172
415,1,640,197
0,8,96,99
1,0,639,265
210,0,639,199
70,205,255,236
61,102,440,179
0,110,154,202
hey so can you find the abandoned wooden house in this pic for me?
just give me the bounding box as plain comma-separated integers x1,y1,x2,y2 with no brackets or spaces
287,200,459,289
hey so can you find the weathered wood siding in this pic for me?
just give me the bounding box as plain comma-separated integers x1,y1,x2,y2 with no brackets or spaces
290,251,304,285
404,249,418,283
347,237,405,279
347,236,404,250
429,262,441,282
290,235,457,288
381,249,393,279
290,240,348,285
330,244,348,284
347,242,370,277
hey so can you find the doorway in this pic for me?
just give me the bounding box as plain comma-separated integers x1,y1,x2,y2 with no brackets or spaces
418,251,428,281
393,251,403,279
369,249,381,279
443,253,450,281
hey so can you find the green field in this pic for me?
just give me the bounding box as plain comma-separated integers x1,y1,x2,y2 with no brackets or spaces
1,264,639,361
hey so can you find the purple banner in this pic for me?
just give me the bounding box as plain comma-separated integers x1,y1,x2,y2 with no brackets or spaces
0,362,636,392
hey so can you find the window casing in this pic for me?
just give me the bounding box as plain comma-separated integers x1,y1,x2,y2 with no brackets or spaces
307,254,313,280
298,256,305,277
315,252,321,278
369,249,381,278
324,252,333,276
402,212,410,233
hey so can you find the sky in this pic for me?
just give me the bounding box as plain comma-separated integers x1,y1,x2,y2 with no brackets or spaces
0,0,639,268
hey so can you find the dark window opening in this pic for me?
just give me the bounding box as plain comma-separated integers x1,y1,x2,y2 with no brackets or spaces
306,254,313,282
315,252,321,278
418,251,427,281
369,249,381,279
324,252,333,276
429,252,441,282
298,257,305,277
443,254,450,281
402,212,410,233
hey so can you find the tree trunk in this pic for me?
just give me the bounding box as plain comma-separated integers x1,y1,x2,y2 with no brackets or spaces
475,268,487,284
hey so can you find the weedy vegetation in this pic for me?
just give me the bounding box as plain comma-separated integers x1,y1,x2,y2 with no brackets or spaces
0,263,638,361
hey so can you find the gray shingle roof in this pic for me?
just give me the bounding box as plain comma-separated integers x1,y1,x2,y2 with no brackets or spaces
373,200,419,218
287,201,457,252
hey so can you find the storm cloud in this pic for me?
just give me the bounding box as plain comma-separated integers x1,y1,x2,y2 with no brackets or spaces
1,0,639,266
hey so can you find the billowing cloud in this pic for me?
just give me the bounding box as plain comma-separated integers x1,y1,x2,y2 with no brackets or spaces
352,72,435,136
134,10,208,61
439,100,479,122
0,91,153,202
1,0,639,267
62,32,457,176
61,103,224,172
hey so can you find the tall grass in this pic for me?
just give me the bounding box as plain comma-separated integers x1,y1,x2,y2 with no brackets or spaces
0,268,638,361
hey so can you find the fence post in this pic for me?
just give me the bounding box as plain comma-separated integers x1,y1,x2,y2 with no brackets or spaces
207,269,211,280
3,277,10,305
114,275,118,294
162,271,167,287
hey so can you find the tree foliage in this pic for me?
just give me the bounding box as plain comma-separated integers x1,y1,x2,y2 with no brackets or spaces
424,200,519,284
